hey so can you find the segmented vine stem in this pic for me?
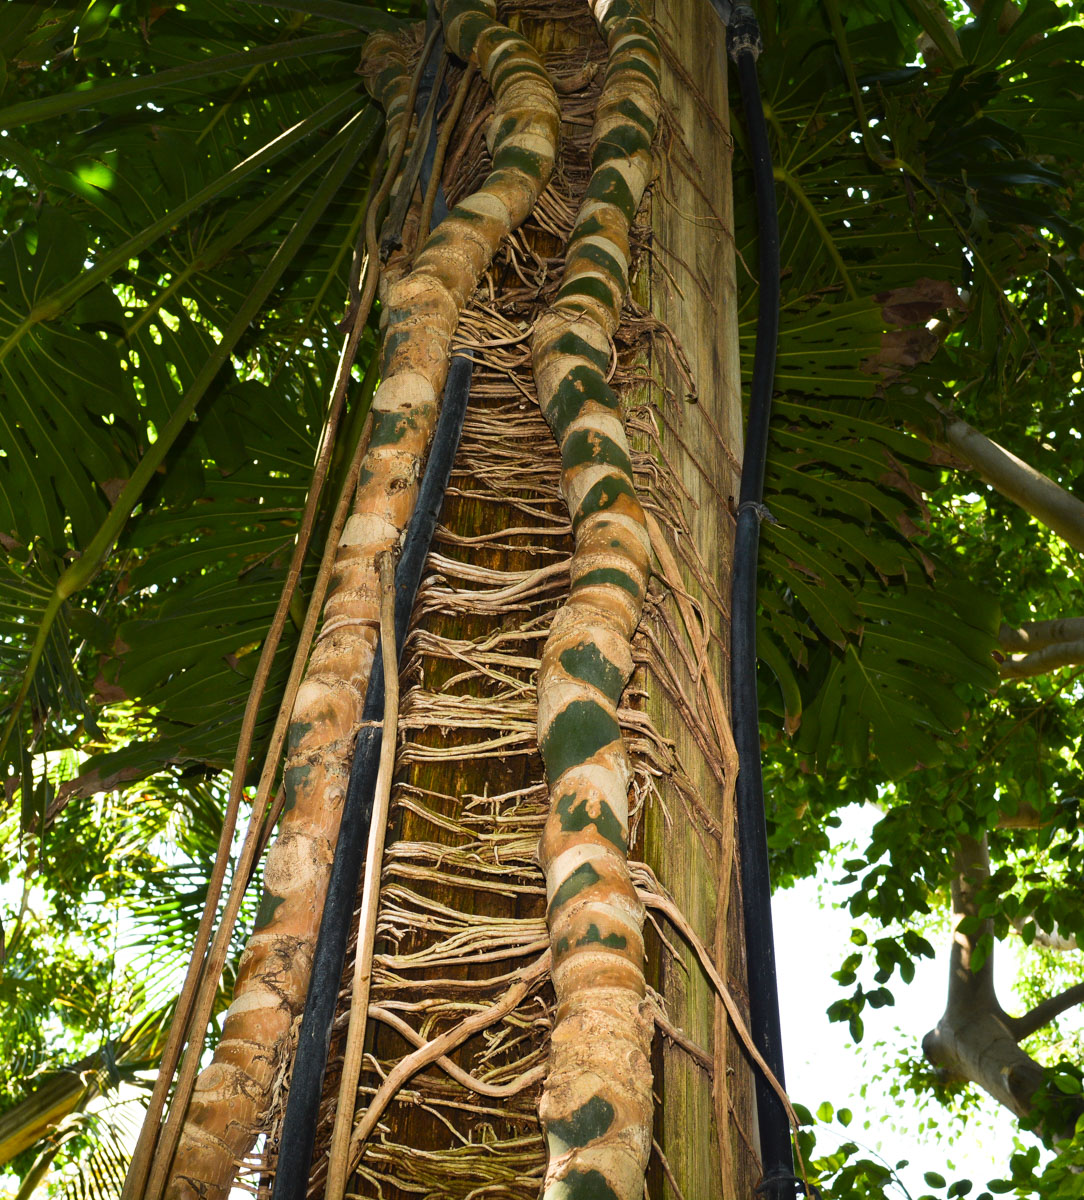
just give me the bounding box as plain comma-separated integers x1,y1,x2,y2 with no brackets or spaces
324,552,400,1200
530,3,662,1197
161,7,559,1195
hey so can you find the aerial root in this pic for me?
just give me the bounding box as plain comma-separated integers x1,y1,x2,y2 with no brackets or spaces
345,953,552,1167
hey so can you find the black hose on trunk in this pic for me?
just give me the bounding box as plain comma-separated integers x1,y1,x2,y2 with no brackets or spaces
720,4,812,1197
268,353,471,1200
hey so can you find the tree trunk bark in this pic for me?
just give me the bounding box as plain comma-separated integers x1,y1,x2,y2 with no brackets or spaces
923,834,1084,1134
642,1,757,1194
922,834,1044,1119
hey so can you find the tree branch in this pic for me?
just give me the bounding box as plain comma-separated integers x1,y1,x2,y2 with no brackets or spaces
946,833,1000,1009
924,835,1084,1133
999,640,1084,679
999,618,1084,652
924,835,1042,1119
938,412,1084,554
0,1066,86,1167
1010,914,1077,951
1008,981,1084,1042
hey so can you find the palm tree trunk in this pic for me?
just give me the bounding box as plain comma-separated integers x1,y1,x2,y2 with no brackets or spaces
144,2,753,1196
641,3,756,1192
277,2,756,1198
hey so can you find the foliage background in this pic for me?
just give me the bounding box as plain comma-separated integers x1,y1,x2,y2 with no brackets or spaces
0,0,1083,1195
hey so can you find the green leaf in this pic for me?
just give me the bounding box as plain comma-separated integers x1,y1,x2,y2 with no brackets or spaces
758,630,803,732
0,210,137,548
0,29,372,128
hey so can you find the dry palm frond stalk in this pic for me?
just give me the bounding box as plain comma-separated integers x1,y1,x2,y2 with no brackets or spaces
233,9,758,1200
163,3,560,1194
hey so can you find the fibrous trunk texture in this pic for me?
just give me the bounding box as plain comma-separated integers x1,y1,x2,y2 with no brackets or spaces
165,6,558,1196
530,2,661,1196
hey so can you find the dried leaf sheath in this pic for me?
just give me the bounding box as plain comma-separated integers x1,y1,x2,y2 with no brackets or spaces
530,2,661,1198
165,10,558,1197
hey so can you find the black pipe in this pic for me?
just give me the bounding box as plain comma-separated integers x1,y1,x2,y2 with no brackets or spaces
418,0,450,230
723,5,811,1198
730,12,778,510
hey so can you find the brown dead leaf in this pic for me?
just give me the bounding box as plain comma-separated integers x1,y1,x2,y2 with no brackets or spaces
100,477,128,504
93,669,127,706
874,277,961,325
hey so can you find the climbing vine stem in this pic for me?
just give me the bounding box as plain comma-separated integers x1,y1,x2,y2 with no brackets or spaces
529,2,662,1197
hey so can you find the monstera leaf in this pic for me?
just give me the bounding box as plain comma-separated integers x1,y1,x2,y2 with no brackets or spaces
756,387,1001,775
61,376,330,799
796,581,1000,779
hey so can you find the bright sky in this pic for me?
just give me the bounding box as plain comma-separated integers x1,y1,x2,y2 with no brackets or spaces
774,803,1046,1195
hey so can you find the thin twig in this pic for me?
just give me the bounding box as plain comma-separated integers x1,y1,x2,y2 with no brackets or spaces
416,63,476,247
652,1138,687,1200
341,130,387,319
653,1010,714,1075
